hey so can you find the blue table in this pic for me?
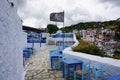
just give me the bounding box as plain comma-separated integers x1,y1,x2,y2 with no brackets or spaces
62,59,83,80
50,53,62,69
108,75,120,80
27,40,46,43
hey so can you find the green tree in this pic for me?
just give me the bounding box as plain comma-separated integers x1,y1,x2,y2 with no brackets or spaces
47,24,59,36
114,22,120,40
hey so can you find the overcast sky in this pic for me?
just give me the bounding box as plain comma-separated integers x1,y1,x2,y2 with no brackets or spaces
18,0,120,28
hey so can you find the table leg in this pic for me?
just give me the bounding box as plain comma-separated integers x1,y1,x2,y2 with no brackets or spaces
51,57,52,68
67,65,70,80
62,63,65,78
80,63,82,69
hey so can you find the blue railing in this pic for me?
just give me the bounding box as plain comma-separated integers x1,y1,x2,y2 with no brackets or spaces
27,40,46,43
52,33,73,38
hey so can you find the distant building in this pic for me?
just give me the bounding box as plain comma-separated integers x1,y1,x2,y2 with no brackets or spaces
73,29,79,33
117,17,120,21
56,30,62,34
82,29,95,41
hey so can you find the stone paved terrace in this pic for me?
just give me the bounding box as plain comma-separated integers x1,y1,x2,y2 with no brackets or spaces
24,44,120,80
24,45,65,80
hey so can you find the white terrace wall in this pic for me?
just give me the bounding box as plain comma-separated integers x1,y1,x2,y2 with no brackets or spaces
63,34,120,77
0,0,24,80
63,34,120,67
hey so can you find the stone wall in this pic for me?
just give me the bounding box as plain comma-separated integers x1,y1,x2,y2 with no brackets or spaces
0,0,24,80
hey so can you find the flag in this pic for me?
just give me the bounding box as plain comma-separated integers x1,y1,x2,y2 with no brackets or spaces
50,12,64,22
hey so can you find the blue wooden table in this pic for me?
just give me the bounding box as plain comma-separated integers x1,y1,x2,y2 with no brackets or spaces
27,40,46,43
62,59,83,80
50,53,62,68
107,75,120,80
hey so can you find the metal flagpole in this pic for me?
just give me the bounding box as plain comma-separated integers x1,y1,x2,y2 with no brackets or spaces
56,22,57,26
40,33,42,47
32,33,34,48
63,11,64,48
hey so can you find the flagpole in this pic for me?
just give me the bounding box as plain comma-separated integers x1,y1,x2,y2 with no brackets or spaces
55,22,57,27
63,10,64,33
63,11,64,48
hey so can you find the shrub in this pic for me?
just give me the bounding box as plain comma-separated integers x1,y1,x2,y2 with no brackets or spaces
42,37,46,40
113,51,120,59
75,33,81,40
72,39,104,57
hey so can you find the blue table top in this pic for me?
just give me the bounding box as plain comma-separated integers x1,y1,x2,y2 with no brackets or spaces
27,40,46,43
63,59,82,65
108,75,120,80
50,53,62,57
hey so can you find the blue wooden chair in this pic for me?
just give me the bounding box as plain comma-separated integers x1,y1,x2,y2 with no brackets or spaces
23,47,34,66
74,61,90,80
49,49,59,69
58,55,68,70
107,74,120,80
49,49,59,54
61,55,75,77
57,45,69,51
57,46,64,51
52,58,59,69
93,63,104,80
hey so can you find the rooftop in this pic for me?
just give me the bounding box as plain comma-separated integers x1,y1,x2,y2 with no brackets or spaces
23,25,45,33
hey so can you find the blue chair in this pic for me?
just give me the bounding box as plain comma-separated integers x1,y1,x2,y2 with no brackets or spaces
49,49,59,54
61,55,75,77
57,46,64,51
57,45,68,51
52,58,59,69
93,63,104,80
51,51,62,69
107,74,120,80
74,61,90,80
49,49,60,69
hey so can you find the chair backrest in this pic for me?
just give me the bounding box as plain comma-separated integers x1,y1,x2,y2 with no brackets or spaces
82,61,90,73
58,45,69,50
57,46,64,51
93,63,104,78
49,49,59,54
62,55,72,61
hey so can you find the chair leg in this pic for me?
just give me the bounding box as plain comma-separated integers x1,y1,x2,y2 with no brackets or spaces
53,60,57,69
74,71,76,80
64,67,67,77
82,74,84,80
95,76,98,80
87,73,90,80
58,59,60,70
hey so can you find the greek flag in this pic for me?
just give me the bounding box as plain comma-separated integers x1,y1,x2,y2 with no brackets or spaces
50,12,64,22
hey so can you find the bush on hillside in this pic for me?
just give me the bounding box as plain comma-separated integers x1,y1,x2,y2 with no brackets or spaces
72,39,104,57
42,37,46,40
75,33,81,40
113,51,120,59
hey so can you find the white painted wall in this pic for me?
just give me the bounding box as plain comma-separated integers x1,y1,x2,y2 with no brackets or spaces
0,0,24,80
63,33,120,68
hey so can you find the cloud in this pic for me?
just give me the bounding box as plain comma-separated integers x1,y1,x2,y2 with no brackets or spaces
99,0,120,7
65,7,91,26
18,0,120,28
17,0,26,8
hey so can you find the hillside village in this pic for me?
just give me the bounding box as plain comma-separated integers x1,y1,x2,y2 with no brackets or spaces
1,0,120,80
51,18,117,57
